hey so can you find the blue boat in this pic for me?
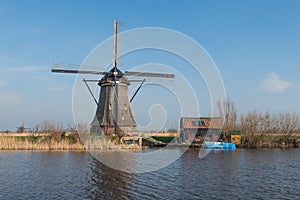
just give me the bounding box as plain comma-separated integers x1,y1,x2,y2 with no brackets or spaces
204,142,236,150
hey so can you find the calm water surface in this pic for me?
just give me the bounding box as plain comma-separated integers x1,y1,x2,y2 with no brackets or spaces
0,149,299,200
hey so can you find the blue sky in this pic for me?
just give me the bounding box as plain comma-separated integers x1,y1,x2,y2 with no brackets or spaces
0,0,300,131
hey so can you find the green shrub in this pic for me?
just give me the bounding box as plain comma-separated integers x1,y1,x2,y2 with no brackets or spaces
14,136,27,142
14,136,41,143
151,136,175,143
27,136,42,143
110,136,119,141
66,135,78,144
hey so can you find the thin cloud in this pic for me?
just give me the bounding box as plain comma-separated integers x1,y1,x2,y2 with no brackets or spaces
261,72,291,93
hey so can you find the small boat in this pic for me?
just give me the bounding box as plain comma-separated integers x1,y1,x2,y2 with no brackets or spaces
204,142,236,150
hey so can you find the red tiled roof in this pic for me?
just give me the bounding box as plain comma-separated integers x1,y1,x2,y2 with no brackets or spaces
181,117,222,129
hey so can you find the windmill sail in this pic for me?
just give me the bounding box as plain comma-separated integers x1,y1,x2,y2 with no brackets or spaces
51,62,106,75
125,71,175,78
52,20,175,138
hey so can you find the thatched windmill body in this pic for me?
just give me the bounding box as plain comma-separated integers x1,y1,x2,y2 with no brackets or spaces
52,21,174,137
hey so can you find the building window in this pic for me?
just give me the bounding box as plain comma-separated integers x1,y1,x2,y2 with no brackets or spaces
192,120,206,126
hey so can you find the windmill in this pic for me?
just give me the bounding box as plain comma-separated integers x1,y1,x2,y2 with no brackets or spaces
52,20,175,138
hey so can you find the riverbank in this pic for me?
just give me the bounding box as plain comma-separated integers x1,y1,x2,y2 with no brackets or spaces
0,133,84,150
1,132,300,150
0,133,149,150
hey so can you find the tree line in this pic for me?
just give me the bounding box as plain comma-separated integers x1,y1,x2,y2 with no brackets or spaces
218,99,300,147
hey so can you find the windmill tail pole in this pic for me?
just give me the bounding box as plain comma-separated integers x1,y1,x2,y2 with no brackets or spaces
130,79,146,103
83,79,99,106
113,20,118,69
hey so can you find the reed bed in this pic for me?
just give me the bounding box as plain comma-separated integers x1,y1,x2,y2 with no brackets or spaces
0,133,129,151
0,135,84,150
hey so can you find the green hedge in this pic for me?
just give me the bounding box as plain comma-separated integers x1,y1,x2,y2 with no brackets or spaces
151,136,175,143
14,136,42,142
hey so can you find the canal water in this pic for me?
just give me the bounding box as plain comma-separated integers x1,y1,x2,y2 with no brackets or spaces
0,149,299,199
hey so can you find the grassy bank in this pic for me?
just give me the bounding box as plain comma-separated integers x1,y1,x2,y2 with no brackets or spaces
0,134,84,150
0,133,120,150
1,132,299,150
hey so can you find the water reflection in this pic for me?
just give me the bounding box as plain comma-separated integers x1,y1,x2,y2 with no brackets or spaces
1,149,300,199
89,147,184,173
85,155,135,199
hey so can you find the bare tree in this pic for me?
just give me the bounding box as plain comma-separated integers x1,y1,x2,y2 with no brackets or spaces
257,111,279,147
76,123,89,134
217,99,237,140
277,112,299,145
32,124,41,133
239,111,264,147
67,123,78,134
40,120,63,134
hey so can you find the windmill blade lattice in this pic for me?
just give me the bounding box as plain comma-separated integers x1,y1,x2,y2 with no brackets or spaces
124,71,175,78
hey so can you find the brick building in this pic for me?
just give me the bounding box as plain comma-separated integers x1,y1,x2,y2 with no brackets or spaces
180,117,223,143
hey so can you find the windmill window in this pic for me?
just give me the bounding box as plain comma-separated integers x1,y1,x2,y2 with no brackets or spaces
124,104,127,110
109,104,112,110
